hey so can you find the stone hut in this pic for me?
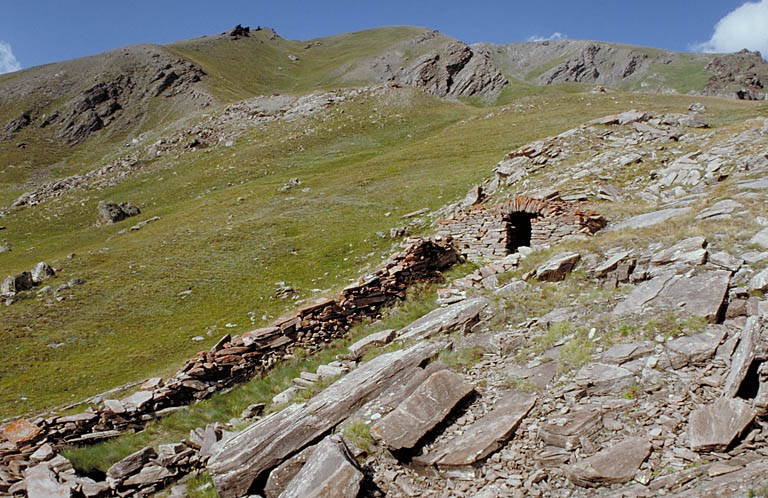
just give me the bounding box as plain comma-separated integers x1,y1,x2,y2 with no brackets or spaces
438,195,606,262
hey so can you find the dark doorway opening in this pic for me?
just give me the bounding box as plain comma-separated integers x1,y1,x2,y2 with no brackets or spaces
505,212,538,254
736,360,763,400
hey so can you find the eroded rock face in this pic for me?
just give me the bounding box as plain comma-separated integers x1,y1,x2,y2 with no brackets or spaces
394,41,507,99
370,369,474,451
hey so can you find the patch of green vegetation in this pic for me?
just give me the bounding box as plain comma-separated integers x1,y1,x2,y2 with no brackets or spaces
341,419,374,454
642,313,707,341
747,488,768,498
622,383,642,400
186,471,220,498
503,377,539,392
437,346,484,372
558,330,595,374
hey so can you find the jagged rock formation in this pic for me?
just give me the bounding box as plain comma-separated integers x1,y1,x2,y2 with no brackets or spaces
706,49,768,100
0,44,208,146
393,40,508,99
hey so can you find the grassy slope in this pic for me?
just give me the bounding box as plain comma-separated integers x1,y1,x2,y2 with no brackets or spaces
1,88,760,419
167,26,429,102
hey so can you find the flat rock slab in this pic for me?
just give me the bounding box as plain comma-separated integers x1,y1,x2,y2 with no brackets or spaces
413,391,536,469
397,297,488,342
539,405,602,450
723,316,761,397
566,437,651,487
2,418,41,446
535,252,580,282
371,369,474,451
750,228,768,249
574,363,635,395
666,326,727,369
749,268,768,292
696,199,742,220
24,463,71,498
506,360,558,390
277,436,362,498
689,397,755,452
209,342,441,498
107,446,156,484
348,329,396,359
650,236,707,267
613,271,730,323
671,459,768,497
600,342,654,365
265,444,316,498
610,207,690,231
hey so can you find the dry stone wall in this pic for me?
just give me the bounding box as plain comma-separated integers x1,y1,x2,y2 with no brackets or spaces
438,194,606,262
0,237,458,495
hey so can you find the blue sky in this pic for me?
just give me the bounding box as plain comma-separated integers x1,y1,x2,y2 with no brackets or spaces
1,1,766,73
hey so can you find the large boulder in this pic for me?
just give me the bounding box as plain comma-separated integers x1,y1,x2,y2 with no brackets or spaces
98,200,140,224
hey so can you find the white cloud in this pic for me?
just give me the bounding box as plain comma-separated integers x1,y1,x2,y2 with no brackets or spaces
0,41,21,74
694,0,768,56
527,32,568,43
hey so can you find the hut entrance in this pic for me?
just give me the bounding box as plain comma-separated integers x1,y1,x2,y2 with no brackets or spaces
505,212,537,254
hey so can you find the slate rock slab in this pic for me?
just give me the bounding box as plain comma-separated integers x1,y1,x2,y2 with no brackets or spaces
264,444,316,498
750,228,768,249
650,236,707,267
397,297,488,342
535,252,580,282
610,207,690,231
506,360,558,390
723,316,761,397
277,435,362,498
749,268,768,293
348,329,396,359
574,363,635,395
696,199,742,220
600,342,654,365
566,437,651,487
539,405,602,450
689,397,754,452
1,418,41,446
666,326,727,369
413,391,536,469
24,463,71,498
209,342,441,498
371,369,474,451
613,271,730,323
107,446,157,485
